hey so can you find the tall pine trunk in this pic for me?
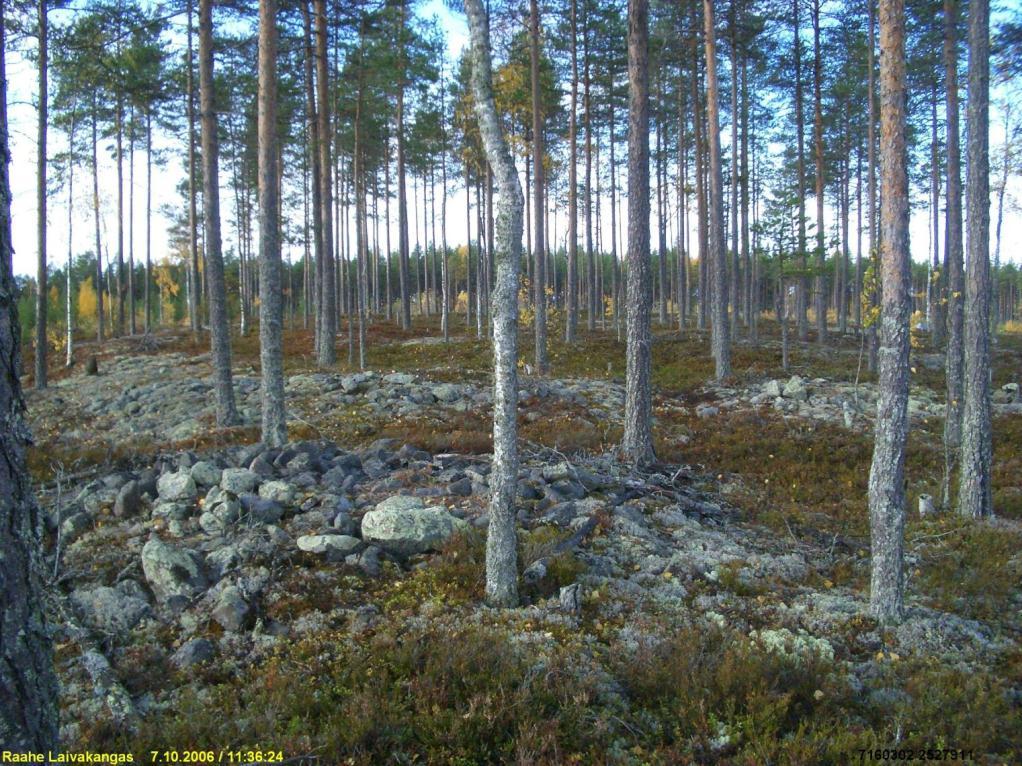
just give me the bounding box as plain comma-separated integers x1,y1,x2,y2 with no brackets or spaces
35,0,47,388
958,0,992,518
623,0,655,466
257,0,286,447
942,0,964,510
530,0,547,372
812,0,827,344
315,0,336,365
199,0,240,426
704,0,731,381
565,0,578,343
868,0,910,623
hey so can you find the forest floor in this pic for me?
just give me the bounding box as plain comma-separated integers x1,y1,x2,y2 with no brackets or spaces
21,317,1022,765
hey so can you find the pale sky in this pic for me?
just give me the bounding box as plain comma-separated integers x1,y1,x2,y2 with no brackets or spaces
5,0,1020,281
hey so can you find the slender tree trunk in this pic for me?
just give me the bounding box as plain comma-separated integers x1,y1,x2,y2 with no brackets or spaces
396,1,411,331
657,83,669,326
115,96,125,337
741,51,753,338
704,0,731,380
465,0,523,608
728,3,739,336
692,37,709,331
66,107,75,367
565,0,579,343
440,62,450,342
92,104,104,343
128,107,136,336
145,112,152,333
958,0,992,518
314,0,336,364
794,0,808,341
868,0,910,623
867,0,879,371
199,0,239,426
584,24,596,332
35,0,47,388
812,0,827,343
187,0,200,336
942,0,965,510
257,0,286,447
929,90,944,346
623,0,655,466
300,1,323,357
530,0,547,372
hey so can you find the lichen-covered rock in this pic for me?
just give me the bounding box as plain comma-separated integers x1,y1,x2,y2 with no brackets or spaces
113,480,143,518
782,375,809,401
431,383,461,403
211,586,253,632
361,495,466,556
296,534,362,557
190,461,223,487
157,471,197,502
71,584,150,634
220,468,260,495
171,638,215,669
258,480,296,505
141,538,207,604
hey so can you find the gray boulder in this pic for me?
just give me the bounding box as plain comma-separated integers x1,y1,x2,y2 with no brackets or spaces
60,512,92,542
211,586,252,632
782,375,809,401
190,461,223,487
296,534,363,558
431,383,461,403
70,584,150,634
258,480,296,505
113,480,143,518
220,468,260,495
361,495,466,556
171,638,215,669
141,538,207,604
157,471,197,502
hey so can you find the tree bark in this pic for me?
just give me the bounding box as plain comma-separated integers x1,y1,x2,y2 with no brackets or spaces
958,0,992,518
623,0,655,466
199,0,240,427
0,13,59,743
257,0,286,447
868,0,910,623
465,0,523,609
704,0,732,381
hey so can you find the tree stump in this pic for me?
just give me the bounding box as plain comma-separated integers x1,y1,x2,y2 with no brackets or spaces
85,355,99,376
